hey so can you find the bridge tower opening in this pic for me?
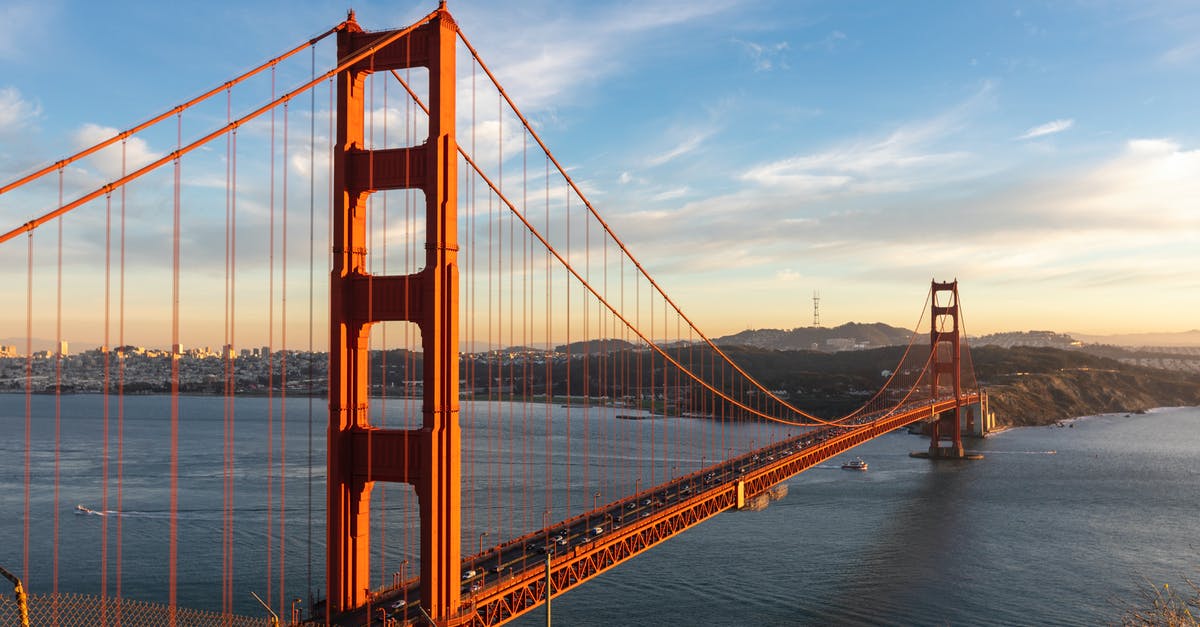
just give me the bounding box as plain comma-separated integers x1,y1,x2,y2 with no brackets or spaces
927,279,965,458
328,7,462,621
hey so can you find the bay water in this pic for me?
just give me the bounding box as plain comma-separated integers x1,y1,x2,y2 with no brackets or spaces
2,395,1197,624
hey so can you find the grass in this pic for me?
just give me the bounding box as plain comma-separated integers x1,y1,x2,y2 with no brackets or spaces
1120,579,1200,626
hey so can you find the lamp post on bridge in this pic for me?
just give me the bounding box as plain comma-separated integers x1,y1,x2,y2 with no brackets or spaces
290,598,302,625
399,559,409,608
478,531,489,557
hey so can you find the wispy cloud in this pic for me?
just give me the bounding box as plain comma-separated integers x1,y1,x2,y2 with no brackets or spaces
456,0,743,112
651,186,690,201
740,83,993,193
1160,39,1200,64
735,39,790,71
775,268,801,281
0,87,40,134
804,30,847,52
646,130,713,166
1016,118,1074,140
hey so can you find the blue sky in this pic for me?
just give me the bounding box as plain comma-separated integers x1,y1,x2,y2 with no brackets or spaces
2,0,1198,345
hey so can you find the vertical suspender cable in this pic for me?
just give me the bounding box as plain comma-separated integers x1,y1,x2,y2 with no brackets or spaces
312,43,321,605
169,111,182,626
543,154,551,521
117,140,127,611
267,66,276,610
521,117,529,537
53,170,63,603
494,87,503,540
222,87,233,616
23,229,32,586
323,75,334,625
279,96,290,615
379,70,389,587
102,189,112,616
230,105,239,616
564,182,572,517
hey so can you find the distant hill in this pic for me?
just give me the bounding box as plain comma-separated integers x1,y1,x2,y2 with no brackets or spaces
1068,330,1200,347
713,322,915,352
553,339,637,354
972,330,1080,349
968,345,1200,426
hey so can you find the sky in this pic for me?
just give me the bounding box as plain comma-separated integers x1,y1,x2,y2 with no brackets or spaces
1,0,1198,349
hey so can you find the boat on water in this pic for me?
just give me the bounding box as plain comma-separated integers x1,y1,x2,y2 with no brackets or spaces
841,457,868,471
75,504,101,515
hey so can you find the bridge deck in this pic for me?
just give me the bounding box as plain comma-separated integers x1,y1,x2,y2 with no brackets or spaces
351,394,978,626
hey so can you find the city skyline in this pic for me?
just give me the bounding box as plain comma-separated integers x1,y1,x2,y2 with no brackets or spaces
2,0,1198,349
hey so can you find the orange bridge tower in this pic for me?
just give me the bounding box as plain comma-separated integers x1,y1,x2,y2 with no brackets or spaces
328,7,462,621
927,279,965,458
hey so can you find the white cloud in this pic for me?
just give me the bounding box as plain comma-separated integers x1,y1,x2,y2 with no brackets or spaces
0,86,40,134
453,0,742,112
651,186,690,201
735,39,790,71
775,268,801,281
1160,39,1200,65
646,130,713,167
1046,138,1200,226
1016,118,1074,140
71,123,161,180
740,82,991,194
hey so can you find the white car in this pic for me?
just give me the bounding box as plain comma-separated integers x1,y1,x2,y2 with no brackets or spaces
462,569,477,580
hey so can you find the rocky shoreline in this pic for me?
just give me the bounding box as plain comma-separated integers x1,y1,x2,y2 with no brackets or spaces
983,367,1200,428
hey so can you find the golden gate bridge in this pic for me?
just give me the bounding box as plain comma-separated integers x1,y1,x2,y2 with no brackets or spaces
0,5,985,626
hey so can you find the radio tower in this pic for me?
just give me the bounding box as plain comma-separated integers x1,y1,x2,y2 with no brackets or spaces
812,290,821,327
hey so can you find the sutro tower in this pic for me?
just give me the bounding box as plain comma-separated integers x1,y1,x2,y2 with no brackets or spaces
812,290,821,327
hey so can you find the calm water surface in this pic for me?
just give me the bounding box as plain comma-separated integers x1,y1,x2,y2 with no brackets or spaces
519,407,1200,626
2,396,1198,624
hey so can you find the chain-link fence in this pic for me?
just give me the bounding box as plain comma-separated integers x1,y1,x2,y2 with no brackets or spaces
0,593,274,627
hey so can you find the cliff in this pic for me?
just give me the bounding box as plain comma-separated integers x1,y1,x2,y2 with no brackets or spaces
970,346,1200,427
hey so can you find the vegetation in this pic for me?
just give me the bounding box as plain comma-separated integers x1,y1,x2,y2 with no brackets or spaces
969,346,1200,426
1120,580,1199,626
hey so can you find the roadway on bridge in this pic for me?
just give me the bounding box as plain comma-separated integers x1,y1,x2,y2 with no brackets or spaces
339,398,971,626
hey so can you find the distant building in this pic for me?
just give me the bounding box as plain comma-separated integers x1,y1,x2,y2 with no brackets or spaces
58,340,69,357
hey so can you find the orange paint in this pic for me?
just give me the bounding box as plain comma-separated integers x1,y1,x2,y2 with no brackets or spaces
328,7,462,619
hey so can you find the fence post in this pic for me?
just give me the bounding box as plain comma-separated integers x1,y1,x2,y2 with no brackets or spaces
0,564,30,627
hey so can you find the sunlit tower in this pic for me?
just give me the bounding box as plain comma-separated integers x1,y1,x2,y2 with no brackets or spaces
812,290,821,328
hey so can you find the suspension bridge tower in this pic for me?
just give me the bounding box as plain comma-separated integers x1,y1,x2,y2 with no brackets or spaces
328,6,463,621
927,279,966,458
